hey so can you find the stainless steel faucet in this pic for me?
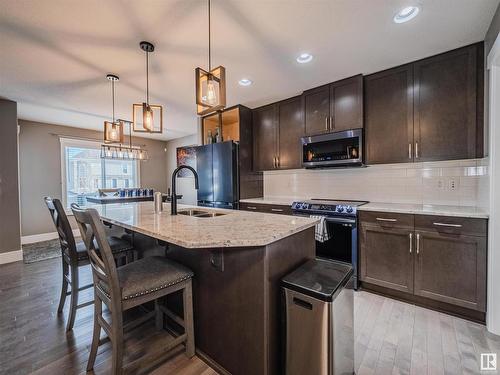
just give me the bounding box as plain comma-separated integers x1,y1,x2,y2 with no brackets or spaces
171,165,199,215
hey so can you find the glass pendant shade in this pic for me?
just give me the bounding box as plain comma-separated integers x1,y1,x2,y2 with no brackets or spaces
100,144,149,161
132,102,163,133
196,66,226,115
103,121,124,144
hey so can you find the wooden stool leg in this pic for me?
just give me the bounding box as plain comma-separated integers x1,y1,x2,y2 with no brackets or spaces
111,310,124,375
57,260,69,313
183,281,195,358
155,299,163,330
87,297,102,371
66,264,79,331
126,250,134,264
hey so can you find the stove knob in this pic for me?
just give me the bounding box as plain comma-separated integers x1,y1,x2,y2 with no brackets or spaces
336,206,344,213
346,206,353,213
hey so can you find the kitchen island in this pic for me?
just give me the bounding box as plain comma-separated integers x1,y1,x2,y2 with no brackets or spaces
88,202,317,375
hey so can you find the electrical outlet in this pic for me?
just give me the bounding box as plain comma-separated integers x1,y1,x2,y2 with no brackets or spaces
448,178,458,191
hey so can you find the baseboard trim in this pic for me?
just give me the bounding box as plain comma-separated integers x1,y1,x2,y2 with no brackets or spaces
0,250,23,264
21,229,80,245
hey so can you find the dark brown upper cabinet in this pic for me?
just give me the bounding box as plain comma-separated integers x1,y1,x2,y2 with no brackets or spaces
364,65,414,164
252,104,278,171
304,85,330,135
304,75,363,136
277,96,304,169
414,44,481,161
365,42,483,165
330,75,364,132
253,97,304,171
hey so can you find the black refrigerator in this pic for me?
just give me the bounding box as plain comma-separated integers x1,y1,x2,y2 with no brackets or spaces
195,141,239,209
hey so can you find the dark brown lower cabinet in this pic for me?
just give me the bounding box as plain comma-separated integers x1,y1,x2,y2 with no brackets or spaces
240,202,292,215
359,211,487,321
360,224,414,294
414,230,486,312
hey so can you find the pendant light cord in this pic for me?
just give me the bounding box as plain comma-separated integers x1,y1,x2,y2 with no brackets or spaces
146,51,150,105
208,0,211,71
111,79,115,122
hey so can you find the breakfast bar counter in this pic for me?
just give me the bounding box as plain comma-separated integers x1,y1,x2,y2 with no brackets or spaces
90,201,317,248
86,201,317,375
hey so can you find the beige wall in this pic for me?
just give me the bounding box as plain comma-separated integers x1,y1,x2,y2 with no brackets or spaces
165,134,200,205
0,99,21,254
18,120,168,236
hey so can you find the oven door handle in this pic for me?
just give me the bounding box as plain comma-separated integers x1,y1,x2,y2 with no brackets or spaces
324,217,356,225
293,213,356,225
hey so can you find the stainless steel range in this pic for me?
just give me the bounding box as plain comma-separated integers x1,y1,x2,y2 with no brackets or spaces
291,199,368,289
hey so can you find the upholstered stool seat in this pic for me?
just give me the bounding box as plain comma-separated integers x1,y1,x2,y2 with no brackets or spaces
98,256,193,301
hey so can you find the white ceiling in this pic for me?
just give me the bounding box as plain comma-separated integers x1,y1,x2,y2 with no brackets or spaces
0,0,498,140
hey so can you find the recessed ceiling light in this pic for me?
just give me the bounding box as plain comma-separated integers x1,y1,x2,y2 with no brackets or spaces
393,6,420,23
296,53,313,64
238,78,253,86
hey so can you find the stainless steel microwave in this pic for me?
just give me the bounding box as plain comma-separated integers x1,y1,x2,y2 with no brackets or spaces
301,129,363,168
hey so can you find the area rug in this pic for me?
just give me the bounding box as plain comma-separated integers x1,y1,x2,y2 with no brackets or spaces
23,239,62,263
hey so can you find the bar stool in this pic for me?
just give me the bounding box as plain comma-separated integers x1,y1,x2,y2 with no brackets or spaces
71,204,195,375
44,197,133,331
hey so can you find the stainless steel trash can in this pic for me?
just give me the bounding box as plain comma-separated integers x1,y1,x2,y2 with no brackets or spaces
282,258,354,375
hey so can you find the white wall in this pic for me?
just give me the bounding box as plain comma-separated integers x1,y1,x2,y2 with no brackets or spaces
264,159,488,208
165,134,200,205
487,33,500,335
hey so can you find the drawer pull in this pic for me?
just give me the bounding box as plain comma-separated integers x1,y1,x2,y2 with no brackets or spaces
433,222,462,228
271,208,284,212
246,206,257,210
376,217,397,222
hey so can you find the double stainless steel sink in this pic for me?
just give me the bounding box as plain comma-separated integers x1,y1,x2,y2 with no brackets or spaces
178,209,226,218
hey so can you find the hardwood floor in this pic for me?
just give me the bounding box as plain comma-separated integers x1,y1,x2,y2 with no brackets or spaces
0,258,216,375
1,256,499,374
354,290,500,375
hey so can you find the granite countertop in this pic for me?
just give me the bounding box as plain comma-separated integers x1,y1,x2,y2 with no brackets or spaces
87,202,318,249
240,197,489,219
359,202,489,219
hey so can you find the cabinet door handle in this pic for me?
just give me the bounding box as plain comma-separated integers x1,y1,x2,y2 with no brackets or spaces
246,206,257,210
271,208,284,212
409,233,413,254
329,116,334,131
376,217,397,222
325,117,329,131
415,142,419,159
273,156,277,168
277,156,280,168
408,143,412,159
416,233,420,255
433,222,462,228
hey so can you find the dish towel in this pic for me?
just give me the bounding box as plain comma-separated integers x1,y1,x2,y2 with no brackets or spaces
310,215,331,242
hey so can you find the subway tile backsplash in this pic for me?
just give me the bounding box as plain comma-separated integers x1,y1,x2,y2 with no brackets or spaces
263,159,489,208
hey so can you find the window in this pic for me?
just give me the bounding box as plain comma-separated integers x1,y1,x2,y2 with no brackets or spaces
61,138,139,208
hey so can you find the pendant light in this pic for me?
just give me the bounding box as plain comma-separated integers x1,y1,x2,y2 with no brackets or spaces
103,74,124,143
133,41,163,133
101,118,150,162
195,0,226,116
